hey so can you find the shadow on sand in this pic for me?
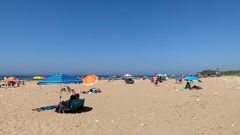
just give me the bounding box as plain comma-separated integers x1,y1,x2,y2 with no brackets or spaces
33,105,93,114
63,106,93,114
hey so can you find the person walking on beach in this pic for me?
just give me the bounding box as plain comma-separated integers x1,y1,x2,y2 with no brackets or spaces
179,75,184,84
155,74,160,86
175,76,179,84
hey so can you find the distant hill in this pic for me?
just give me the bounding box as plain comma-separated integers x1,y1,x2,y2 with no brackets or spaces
200,70,240,76
199,70,217,76
222,70,240,76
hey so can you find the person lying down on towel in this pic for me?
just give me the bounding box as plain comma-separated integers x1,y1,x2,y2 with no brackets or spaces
81,88,102,94
184,82,202,90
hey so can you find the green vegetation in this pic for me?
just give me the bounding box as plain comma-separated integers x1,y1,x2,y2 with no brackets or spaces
222,70,240,76
200,70,240,76
199,70,217,76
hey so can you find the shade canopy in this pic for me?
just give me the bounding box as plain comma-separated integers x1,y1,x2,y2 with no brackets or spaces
184,76,202,82
6,77,15,82
39,74,82,85
33,76,45,80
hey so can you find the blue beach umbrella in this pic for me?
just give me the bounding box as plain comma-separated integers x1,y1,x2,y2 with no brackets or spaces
39,73,82,85
184,76,202,82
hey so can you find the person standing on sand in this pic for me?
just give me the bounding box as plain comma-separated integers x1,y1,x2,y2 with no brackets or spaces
3,77,7,87
155,74,160,86
175,76,179,84
179,75,184,84
151,76,155,83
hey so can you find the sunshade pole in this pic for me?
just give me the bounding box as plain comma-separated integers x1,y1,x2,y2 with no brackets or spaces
59,84,64,113
39,74,82,113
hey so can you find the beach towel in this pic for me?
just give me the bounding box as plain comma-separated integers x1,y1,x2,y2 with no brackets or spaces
180,88,191,91
32,105,57,112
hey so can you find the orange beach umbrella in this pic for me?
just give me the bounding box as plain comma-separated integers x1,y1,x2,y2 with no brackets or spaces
6,77,15,82
83,75,98,86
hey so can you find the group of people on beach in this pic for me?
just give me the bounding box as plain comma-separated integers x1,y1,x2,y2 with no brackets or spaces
149,74,203,90
151,75,161,86
175,75,184,84
150,74,168,86
1,76,24,88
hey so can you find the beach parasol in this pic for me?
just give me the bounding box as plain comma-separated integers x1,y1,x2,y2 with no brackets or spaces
33,76,45,80
83,75,98,86
39,74,82,85
157,74,164,77
6,77,15,82
123,73,132,78
184,76,202,82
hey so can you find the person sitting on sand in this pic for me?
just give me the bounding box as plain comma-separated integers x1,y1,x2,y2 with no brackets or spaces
184,82,202,90
55,94,80,112
74,94,80,99
14,79,21,87
185,82,191,89
62,95,76,105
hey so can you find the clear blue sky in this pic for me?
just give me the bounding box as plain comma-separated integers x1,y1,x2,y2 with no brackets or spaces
0,0,240,75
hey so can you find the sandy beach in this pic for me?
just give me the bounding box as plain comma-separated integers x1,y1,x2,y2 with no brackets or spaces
1,76,240,135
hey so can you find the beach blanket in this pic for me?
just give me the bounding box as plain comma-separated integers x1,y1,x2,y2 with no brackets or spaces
180,88,191,91
32,105,57,112
180,87,202,91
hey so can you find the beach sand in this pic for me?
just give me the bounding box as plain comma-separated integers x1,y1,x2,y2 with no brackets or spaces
1,76,240,135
